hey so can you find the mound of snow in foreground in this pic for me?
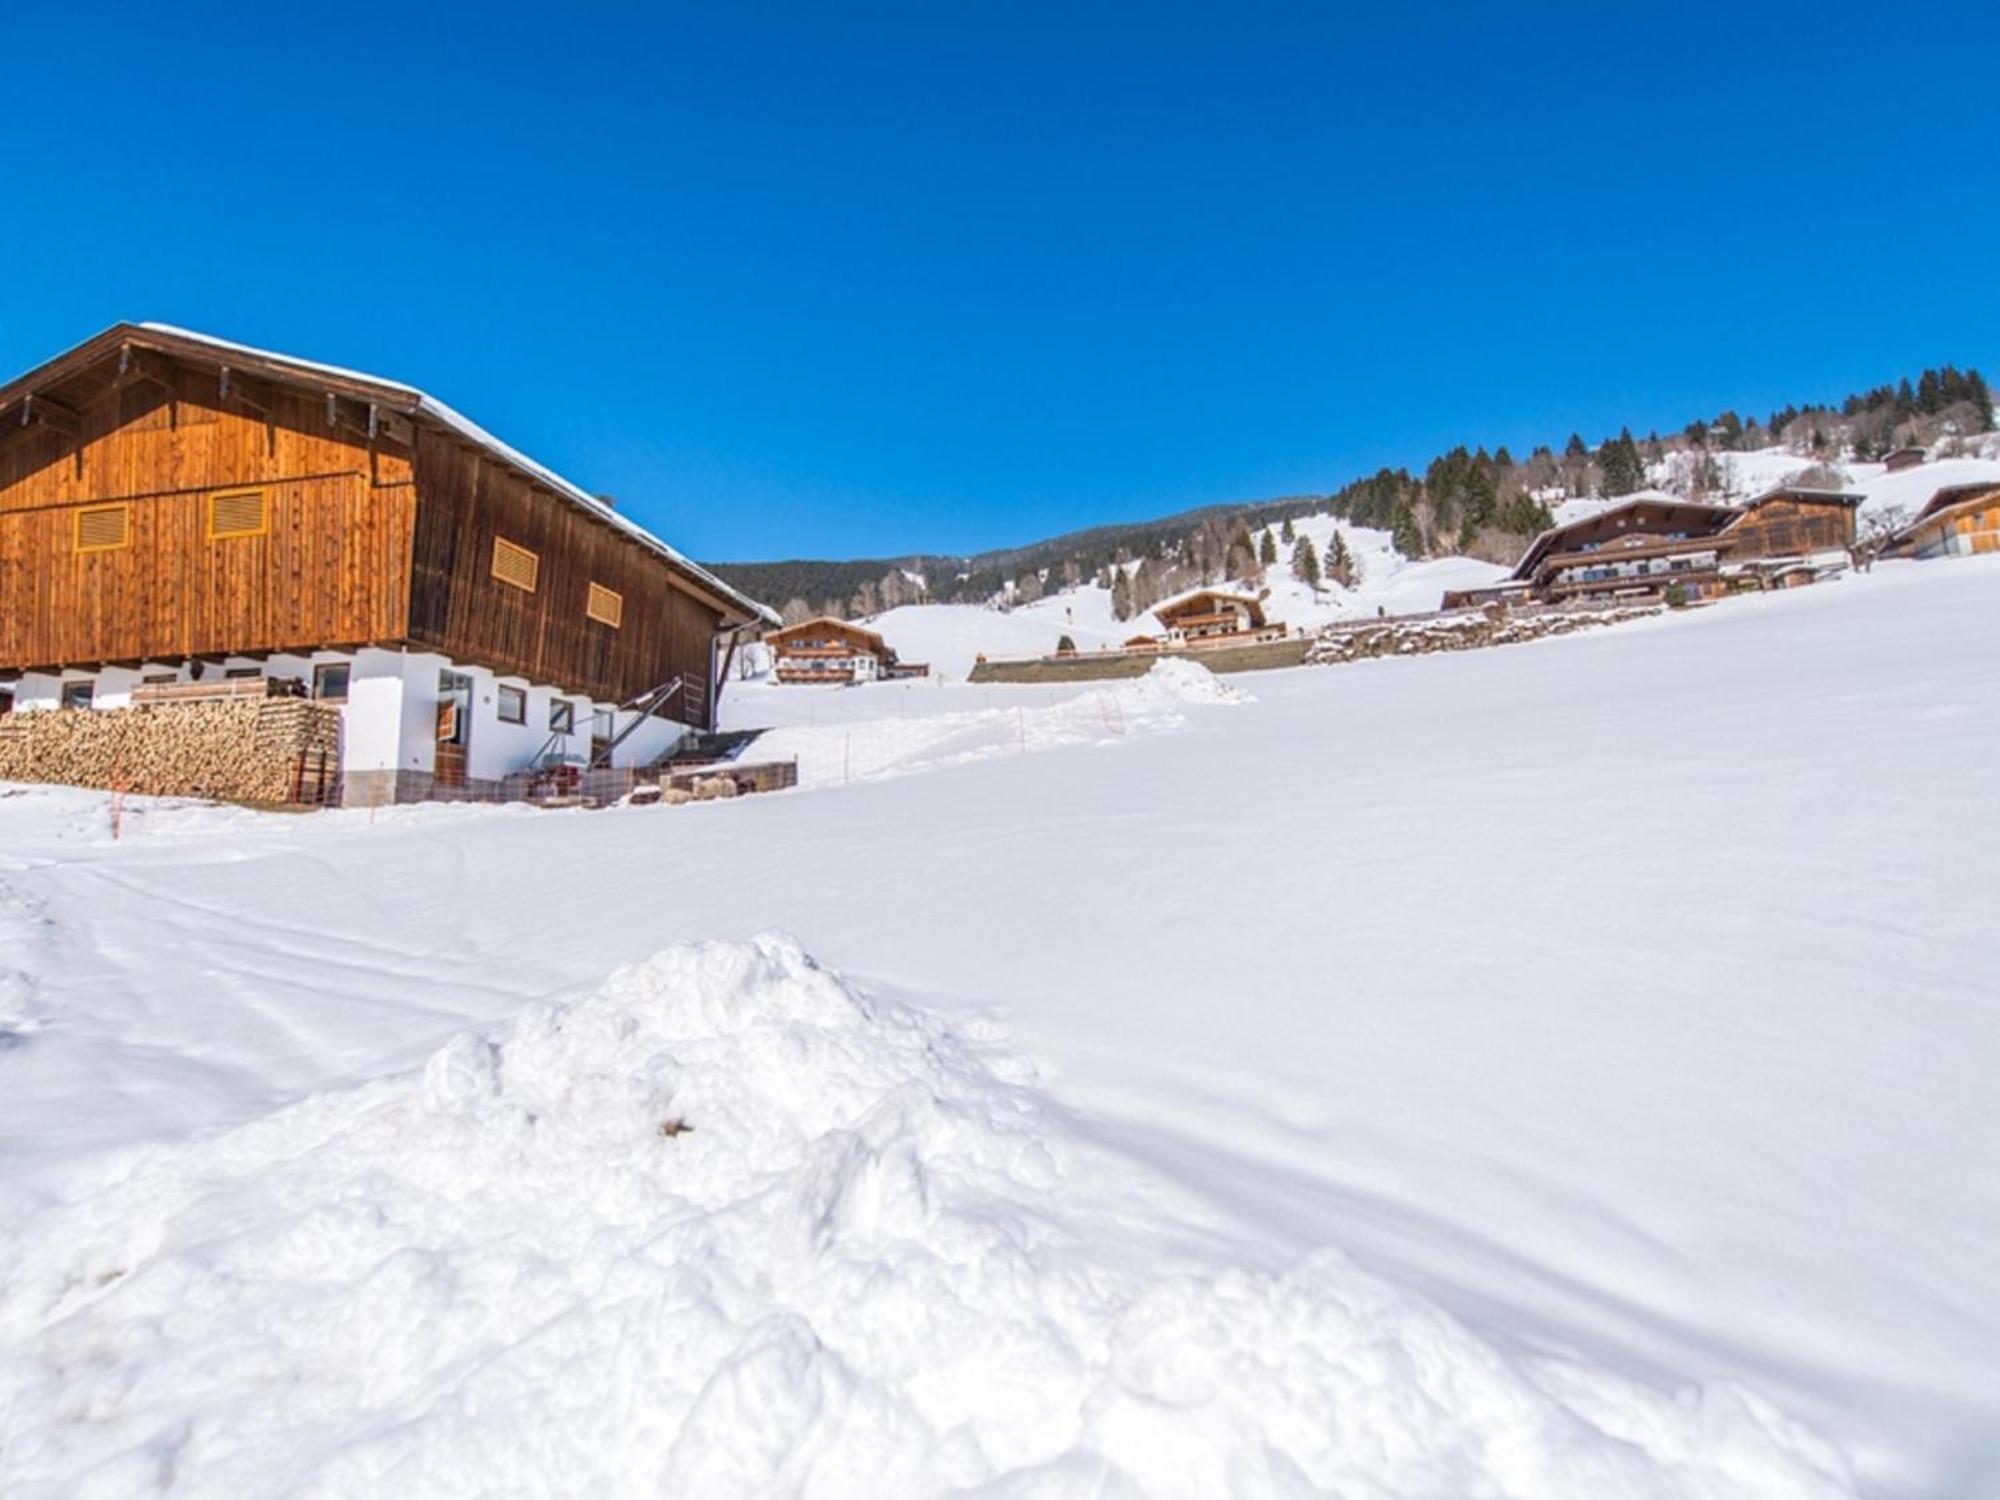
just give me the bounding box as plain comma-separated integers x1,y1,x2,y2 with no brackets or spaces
0,935,1851,1499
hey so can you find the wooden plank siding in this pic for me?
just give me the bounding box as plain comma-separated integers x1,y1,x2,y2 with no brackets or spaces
0,330,759,727
0,368,414,670
1722,497,1855,559
406,431,720,713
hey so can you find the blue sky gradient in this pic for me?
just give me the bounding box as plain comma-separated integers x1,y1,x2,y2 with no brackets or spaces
4,3,1995,559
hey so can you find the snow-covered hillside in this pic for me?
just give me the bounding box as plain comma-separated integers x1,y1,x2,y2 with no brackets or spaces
784,515,1508,680
772,447,2000,683
4,560,1999,1497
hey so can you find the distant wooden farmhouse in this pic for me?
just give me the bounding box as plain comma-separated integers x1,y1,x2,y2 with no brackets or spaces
0,323,774,803
764,617,926,684
1892,482,2000,559
1150,589,1287,646
1881,446,1928,474
1443,487,1860,609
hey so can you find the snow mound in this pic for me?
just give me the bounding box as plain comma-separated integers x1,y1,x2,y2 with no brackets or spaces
1118,656,1252,707
0,935,1853,1498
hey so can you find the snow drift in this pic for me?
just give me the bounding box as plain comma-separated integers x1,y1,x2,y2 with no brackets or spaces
1,935,1852,1498
751,657,1248,789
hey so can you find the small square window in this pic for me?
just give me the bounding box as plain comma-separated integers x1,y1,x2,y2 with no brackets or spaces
492,537,540,592
0,686,15,716
61,682,95,711
209,490,267,539
314,663,351,702
586,582,624,628
76,504,131,553
226,667,262,680
497,685,527,725
549,700,575,734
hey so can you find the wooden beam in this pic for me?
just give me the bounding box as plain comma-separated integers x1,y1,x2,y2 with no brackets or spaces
115,346,181,395
220,367,275,413
19,392,81,438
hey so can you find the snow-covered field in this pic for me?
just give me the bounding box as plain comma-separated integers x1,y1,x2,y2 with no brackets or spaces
4,559,1998,1497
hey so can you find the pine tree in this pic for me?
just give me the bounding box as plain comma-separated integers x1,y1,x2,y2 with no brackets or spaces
1110,567,1134,621
1056,634,1076,654
1390,503,1425,559
1966,368,1994,430
1325,529,1355,586
1600,427,1646,496
1565,432,1589,459
1279,517,1295,543
1259,529,1278,566
1292,534,1321,588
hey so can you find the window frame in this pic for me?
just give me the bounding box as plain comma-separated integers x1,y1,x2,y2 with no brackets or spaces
313,662,352,702
491,537,541,593
549,699,576,734
60,681,95,711
208,488,269,540
496,683,528,725
75,503,132,554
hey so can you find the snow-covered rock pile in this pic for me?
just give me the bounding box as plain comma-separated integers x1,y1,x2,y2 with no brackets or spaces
1308,604,1662,666
0,934,1854,1498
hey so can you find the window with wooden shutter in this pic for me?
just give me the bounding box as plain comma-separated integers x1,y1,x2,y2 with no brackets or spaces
209,489,267,539
75,504,131,553
586,582,624,628
492,537,540,592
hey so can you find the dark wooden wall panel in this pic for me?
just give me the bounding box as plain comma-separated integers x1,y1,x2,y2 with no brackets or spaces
408,431,720,711
1726,499,1855,560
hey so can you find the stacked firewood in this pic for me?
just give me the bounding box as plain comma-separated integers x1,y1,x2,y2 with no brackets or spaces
0,698,341,804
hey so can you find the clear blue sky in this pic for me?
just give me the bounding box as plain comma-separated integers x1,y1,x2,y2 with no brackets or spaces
4,4,1995,561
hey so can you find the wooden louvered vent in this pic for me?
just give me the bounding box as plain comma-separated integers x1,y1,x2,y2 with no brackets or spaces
586,582,624,628
492,537,541,592
209,489,267,539
75,504,131,552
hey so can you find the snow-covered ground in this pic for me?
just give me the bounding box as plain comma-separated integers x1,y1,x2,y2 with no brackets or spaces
5,559,1999,1497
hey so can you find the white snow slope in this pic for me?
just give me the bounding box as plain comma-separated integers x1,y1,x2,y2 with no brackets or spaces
4,561,1998,1498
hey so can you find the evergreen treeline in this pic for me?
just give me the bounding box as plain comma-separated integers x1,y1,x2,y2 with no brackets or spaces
706,363,1992,623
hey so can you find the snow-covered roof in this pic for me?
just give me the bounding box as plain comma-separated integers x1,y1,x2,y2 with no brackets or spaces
1150,586,1265,617
5,322,776,627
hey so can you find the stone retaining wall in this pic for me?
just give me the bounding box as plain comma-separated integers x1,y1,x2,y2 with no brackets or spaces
1307,605,1662,666
968,637,1310,684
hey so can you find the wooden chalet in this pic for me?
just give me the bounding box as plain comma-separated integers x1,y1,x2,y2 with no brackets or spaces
1150,589,1286,646
764,616,926,684
0,323,775,803
1445,487,1861,609
1892,482,2000,559
1881,446,1928,474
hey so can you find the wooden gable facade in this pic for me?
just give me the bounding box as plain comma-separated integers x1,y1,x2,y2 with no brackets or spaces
0,325,768,723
